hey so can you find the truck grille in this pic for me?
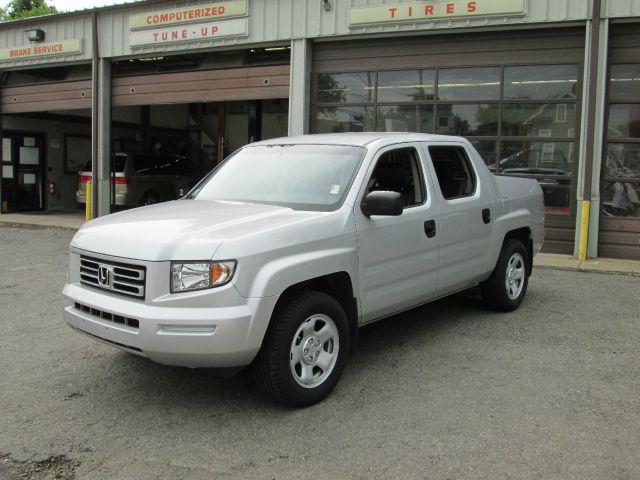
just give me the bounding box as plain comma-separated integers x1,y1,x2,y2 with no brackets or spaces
74,302,140,329
80,255,146,299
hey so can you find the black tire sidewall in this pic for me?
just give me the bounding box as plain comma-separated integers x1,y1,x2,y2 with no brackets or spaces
263,291,350,407
493,239,529,311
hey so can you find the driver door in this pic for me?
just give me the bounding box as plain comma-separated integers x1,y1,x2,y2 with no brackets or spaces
354,144,439,323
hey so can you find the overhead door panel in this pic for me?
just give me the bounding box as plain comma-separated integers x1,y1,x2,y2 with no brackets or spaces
112,65,290,106
1,80,92,113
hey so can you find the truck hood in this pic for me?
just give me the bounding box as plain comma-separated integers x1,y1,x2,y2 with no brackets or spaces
71,199,324,261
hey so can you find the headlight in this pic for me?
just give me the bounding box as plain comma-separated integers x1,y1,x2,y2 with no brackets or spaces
171,261,236,293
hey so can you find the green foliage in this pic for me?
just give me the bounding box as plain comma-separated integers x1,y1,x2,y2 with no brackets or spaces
3,0,57,20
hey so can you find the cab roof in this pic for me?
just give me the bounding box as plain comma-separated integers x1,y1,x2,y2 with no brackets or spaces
252,132,468,148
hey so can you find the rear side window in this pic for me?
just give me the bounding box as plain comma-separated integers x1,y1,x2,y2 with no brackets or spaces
428,146,476,199
367,147,425,208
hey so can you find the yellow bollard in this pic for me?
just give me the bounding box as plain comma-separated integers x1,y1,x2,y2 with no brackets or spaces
85,181,92,222
578,200,590,261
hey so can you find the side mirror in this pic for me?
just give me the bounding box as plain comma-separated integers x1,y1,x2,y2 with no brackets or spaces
361,191,403,217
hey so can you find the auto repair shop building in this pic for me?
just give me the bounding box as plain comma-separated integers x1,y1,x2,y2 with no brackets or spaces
0,0,639,260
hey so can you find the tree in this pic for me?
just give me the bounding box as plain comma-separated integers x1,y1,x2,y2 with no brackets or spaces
3,0,57,20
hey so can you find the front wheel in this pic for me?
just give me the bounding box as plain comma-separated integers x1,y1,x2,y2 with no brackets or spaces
481,239,529,312
252,291,349,407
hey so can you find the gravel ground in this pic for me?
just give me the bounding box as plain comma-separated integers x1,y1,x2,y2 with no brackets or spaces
0,224,638,479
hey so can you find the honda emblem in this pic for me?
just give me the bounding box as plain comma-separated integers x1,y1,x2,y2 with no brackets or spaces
98,265,113,288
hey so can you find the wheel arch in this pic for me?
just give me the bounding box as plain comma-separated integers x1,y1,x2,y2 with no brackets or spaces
274,272,359,352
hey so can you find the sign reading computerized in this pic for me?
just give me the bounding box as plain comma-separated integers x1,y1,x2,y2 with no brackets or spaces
128,0,249,47
349,0,525,26
0,39,82,62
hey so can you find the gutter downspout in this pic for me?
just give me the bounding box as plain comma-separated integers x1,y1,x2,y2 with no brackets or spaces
579,0,602,261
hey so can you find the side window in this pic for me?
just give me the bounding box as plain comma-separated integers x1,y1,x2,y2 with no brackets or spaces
367,147,426,208
428,145,477,200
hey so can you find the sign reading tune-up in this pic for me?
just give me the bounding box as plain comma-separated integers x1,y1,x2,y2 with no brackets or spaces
349,0,525,26
129,0,248,30
0,39,82,61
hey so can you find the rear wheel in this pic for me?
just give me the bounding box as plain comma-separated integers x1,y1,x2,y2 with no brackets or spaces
481,239,529,312
253,291,349,407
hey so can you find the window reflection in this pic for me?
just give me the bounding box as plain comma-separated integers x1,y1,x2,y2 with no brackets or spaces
609,64,640,102
606,143,640,179
504,65,578,100
376,105,434,132
316,72,375,103
471,140,498,169
315,106,374,133
607,104,640,138
602,181,640,218
500,141,573,175
502,103,576,137
377,70,435,103
435,104,498,136
437,67,501,101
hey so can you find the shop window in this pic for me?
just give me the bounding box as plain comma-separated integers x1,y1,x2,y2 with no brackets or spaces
504,65,579,100
608,64,640,102
316,106,375,133
502,104,576,137
602,65,640,219
428,146,476,199
436,67,501,101
376,105,434,133
607,104,640,138
377,70,435,103
316,72,374,104
434,104,499,136
312,62,580,215
470,140,498,169
367,148,425,208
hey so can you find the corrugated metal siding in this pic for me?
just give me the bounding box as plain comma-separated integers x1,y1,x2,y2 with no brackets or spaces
312,27,585,255
0,15,94,69
112,64,289,106
604,0,640,18
97,0,591,59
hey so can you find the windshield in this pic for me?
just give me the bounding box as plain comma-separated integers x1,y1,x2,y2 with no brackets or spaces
188,144,365,211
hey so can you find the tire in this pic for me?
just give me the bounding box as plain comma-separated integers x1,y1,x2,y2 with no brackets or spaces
140,192,159,206
252,291,349,407
481,239,529,312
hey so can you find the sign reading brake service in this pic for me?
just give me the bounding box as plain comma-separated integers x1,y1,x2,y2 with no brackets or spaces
349,0,525,26
129,0,248,47
0,39,82,62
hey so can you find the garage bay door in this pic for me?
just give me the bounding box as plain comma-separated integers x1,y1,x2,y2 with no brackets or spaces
1,79,92,113
112,65,290,106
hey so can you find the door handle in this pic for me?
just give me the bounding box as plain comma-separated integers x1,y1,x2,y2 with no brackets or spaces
424,220,436,238
482,208,491,224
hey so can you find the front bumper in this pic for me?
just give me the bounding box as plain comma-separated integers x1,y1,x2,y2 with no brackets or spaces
62,282,278,368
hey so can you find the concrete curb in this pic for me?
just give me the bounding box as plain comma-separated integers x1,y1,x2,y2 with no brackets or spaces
534,253,640,277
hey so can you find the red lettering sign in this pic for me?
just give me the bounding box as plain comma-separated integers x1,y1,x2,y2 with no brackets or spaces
446,3,455,13
467,1,477,12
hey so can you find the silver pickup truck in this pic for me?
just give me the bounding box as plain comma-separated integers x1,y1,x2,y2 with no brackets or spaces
62,133,544,406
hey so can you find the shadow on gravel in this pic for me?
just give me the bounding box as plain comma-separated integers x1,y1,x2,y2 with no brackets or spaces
76,289,487,415
0,454,80,480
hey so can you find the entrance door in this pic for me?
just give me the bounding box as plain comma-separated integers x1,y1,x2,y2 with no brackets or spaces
1,132,45,212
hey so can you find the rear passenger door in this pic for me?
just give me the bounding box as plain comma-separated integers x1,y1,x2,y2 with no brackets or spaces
422,142,494,295
354,144,439,323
